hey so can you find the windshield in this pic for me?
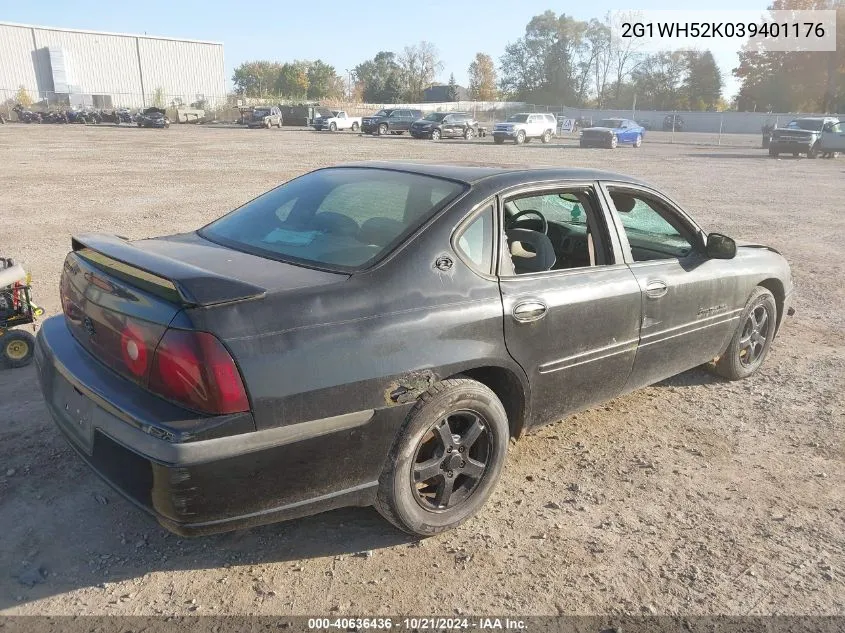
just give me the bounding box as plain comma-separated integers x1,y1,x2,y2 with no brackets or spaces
373,109,393,117
200,168,466,271
506,114,529,123
424,113,448,122
595,119,624,128
254,109,270,116
787,119,824,131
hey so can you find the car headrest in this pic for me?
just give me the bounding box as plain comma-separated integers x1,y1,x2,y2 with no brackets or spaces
610,192,637,213
312,212,359,237
359,217,404,247
506,228,556,273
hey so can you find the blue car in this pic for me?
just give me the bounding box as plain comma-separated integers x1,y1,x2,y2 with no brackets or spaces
579,118,645,149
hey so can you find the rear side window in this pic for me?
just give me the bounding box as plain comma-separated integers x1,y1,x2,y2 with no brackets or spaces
201,168,466,271
455,205,494,274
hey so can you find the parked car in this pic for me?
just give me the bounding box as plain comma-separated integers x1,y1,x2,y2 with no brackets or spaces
137,108,170,129
820,119,845,157
36,162,794,537
312,110,361,132
663,114,684,131
492,113,557,144
768,117,839,158
361,108,423,135
579,118,645,149
409,112,479,140
247,106,283,129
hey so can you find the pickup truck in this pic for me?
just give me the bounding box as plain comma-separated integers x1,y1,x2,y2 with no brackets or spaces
768,117,839,158
312,110,361,132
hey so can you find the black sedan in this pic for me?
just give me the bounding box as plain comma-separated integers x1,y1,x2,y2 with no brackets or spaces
35,163,794,537
137,107,170,128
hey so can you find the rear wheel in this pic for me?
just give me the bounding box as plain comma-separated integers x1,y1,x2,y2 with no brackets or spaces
2,329,35,368
351,122,359,132
375,377,509,536
712,287,777,381
541,130,552,143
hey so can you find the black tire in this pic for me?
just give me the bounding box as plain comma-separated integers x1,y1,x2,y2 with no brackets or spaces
351,122,359,132
712,287,777,381
609,134,618,149
2,329,36,368
464,127,475,140
430,128,441,140
541,130,552,143
375,377,509,536
378,123,389,136
494,136,505,145
633,134,642,148
329,122,337,132
515,130,526,144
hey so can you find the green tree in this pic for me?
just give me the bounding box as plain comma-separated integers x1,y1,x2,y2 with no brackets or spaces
630,51,688,110
733,0,845,112
447,73,459,101
685,51,723,110
277,61,310,98
307,60,343,99
468,53,498,101
354,51,404,102
498,11,596,105
232,61,282,97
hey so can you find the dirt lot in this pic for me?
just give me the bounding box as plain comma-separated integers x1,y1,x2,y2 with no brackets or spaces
0,124,842,617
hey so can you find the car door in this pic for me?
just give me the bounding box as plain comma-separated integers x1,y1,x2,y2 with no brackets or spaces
400,110,414,131
497,182,644,427
599,182,745,392
821,121,845,151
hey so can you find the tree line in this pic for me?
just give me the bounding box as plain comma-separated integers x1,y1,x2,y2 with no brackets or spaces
231,0,844,112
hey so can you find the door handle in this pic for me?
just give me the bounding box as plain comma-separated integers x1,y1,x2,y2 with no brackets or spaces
513,300,548,323
645,280,669,299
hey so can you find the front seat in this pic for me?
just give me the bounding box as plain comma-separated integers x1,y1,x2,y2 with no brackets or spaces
506,228,556,274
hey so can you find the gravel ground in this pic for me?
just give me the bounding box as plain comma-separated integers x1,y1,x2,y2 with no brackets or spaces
0,124,842,616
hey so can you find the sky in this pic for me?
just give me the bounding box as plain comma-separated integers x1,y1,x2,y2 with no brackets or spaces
4,0,772,101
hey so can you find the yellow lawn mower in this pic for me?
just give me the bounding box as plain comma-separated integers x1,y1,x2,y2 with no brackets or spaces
0,258,44,368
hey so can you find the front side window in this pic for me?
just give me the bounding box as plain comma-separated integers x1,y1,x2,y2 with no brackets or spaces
606,187,695,261
201,168,466,270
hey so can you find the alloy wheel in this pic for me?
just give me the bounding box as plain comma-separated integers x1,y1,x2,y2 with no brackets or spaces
738,305,770,366
411,410,492,511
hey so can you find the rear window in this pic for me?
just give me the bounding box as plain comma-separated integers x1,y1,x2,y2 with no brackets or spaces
200,168,466,271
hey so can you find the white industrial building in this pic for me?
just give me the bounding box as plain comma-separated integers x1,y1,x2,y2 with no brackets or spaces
0,21,226,109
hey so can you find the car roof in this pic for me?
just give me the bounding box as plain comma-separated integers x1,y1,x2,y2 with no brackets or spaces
338,161,650,187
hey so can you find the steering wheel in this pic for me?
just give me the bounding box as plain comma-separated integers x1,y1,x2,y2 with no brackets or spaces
508,209,548,235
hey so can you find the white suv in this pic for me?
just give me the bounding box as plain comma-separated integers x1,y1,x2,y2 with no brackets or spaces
493,113,557,144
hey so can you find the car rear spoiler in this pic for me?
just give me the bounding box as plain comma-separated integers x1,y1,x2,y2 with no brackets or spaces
71,233,266,307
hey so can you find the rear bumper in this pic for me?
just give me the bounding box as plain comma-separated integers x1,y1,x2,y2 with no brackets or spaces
35,316,380,536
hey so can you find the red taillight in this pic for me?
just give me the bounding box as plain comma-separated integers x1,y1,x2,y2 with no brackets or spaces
149,330,249,415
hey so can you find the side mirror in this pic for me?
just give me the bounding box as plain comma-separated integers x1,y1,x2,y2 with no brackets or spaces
706,233,737,259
